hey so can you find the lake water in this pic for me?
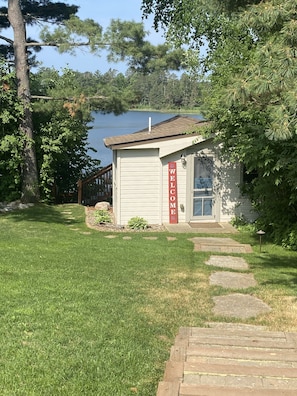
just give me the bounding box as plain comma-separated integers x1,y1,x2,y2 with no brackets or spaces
88,110,203,167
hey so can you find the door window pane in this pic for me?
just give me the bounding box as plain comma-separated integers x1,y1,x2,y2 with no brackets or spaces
203,198,213,216
192,156,214,218
193,199,202,216
194,157,213,189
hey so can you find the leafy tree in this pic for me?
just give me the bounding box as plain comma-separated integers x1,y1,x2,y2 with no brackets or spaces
104,19,185,74
32,68,100,202
142,0,297,244
0,63,24,201
142,0,297,137
1,2,137,203
2,0,90,202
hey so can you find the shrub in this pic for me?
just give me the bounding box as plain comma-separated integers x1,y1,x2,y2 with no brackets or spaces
281,226,297,251
94,209,112,224
127,216,148,230
230,215,248,228
230,215,257,233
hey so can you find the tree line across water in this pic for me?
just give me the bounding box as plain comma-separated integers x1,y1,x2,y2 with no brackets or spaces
33,68,204,113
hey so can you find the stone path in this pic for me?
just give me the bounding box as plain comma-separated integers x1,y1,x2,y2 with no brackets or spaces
209,271,257,289
205,255,249,270
213,294,271,319
204,254,271,319
156,244,288,396
190,237,253,253
164,222,238,234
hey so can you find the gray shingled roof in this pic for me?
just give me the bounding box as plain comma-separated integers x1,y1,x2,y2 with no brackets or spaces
104,115,209,149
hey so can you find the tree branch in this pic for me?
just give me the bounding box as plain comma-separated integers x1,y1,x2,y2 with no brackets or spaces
25,41,90,47
25,41,109,48
31,95,107,100
0,35,14,45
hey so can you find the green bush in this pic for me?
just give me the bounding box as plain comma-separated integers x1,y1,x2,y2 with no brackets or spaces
94,209,112,224
127,216,148,230
230,215,257,233
281,226,297,251
230,215,248,228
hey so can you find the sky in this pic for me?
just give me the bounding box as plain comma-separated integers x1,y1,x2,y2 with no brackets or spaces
29,0,166,74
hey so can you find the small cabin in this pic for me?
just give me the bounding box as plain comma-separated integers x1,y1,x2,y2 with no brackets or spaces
104,116,256,226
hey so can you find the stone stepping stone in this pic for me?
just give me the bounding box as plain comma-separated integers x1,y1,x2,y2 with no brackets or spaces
143,236,158,240
167,237,177,241
213,293,271,319
190,237,253,253
205,255,249,270
210,271,257,289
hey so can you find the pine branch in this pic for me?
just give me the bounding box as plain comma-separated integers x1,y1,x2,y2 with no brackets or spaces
31,95,107,100
25,41,90,47
25,41,109,48
0,35,14,45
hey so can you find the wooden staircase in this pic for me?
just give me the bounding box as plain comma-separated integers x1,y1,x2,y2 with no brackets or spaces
77,164,112,206
157,323,297,396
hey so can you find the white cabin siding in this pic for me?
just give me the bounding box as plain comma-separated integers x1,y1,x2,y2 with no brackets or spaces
110,132,256,225
219,160,241,222
218,160,257,222
116,149,161,225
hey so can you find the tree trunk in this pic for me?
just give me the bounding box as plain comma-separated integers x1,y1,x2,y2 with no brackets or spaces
8,0,40,203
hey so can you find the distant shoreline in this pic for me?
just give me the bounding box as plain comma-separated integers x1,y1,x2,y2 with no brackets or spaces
130,107,201,114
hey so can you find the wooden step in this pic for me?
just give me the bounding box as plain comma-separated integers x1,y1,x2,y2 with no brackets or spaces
183,361,297,386
186,346,297,367
157,381,180,396
179,384,297,396
190,327,287,338
157,324,297,396
187,331,297,349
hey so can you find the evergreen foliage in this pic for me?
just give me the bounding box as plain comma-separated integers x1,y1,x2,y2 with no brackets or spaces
0,63,24,201
142,0,297,245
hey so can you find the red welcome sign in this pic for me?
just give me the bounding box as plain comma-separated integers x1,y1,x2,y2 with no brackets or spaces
168,162,178,224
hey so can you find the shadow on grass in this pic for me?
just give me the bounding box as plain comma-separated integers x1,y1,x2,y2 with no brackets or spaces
1,203,75,225
253,252,297,293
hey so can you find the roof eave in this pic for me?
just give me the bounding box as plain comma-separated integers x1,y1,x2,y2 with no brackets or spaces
104,131,200,150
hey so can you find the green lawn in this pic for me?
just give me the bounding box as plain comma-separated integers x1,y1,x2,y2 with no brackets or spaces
0,204,297,395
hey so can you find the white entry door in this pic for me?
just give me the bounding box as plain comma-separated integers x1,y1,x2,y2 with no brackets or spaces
191,156,215,220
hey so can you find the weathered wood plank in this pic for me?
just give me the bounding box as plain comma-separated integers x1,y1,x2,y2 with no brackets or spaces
157,324,297,395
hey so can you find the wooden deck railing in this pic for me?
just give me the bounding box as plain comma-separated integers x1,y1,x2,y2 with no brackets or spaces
77,164,112,205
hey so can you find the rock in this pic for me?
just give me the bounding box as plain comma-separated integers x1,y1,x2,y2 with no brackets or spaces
95,201,110,211
0,200,34,212
212,293,271,319
210,271,257,289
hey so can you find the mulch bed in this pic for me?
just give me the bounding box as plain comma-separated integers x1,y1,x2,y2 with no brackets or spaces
85,206,166,232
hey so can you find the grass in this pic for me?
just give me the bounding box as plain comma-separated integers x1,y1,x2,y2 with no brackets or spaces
0,204,297,395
